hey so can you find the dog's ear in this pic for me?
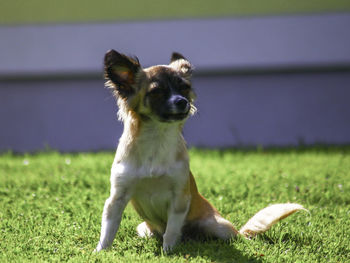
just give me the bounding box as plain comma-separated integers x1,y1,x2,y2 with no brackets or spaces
169,52,193,80
170,52,187,63
104,49,141,98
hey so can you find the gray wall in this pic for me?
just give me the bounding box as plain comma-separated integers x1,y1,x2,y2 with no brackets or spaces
1,14,350,152
2,14,350,75
1,71,350,152
186,72,350,147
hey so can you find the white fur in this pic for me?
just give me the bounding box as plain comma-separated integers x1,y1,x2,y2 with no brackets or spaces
96,54,306,253
96,120,190,252
239,203,307,238
137,222,153,237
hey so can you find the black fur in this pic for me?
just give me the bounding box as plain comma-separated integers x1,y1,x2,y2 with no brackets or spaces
104,49,140,98
170,52,187,63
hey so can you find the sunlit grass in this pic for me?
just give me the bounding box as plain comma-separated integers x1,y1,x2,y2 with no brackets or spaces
2,0,350,25
0,147,349,262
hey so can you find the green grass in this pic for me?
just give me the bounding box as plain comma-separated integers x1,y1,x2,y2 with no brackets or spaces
0,146,349,262
1,0,350,25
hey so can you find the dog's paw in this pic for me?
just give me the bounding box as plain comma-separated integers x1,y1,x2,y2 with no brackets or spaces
162,242,175,253
94,243,104,252
162,234,179,253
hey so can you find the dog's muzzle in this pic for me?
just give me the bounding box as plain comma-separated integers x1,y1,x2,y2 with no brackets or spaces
161,96,190,122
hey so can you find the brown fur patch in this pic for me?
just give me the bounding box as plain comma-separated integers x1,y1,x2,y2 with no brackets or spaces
186,172,219,222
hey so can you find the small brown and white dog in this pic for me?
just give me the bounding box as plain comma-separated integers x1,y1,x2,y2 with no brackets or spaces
95,50,306,252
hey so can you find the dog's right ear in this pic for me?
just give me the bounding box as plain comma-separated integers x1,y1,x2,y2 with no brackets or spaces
104,49,141,98
169,52,193,80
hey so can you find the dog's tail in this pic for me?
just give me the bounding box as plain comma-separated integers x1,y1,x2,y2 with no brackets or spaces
239,203,308,238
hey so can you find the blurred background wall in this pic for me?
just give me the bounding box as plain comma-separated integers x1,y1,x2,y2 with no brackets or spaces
1,0,350,152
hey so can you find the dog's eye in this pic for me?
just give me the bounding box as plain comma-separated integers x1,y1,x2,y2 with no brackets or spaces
147,87,164,96
178,84,191,93
175,78,191,92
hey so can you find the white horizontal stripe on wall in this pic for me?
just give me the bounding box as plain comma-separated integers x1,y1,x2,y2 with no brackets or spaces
1,13,350,77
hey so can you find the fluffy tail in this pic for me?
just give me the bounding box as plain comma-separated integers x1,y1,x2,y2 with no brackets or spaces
239,203,308,238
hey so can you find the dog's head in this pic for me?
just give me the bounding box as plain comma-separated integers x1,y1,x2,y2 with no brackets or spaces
104,50,196,123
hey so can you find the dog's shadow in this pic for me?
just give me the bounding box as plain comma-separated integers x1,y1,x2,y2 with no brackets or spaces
150,236,263,263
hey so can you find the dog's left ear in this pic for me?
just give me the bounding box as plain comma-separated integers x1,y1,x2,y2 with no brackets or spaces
104,49,141,98
169,52,193,80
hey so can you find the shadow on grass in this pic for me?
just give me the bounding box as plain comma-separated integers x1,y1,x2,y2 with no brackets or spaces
170,239,262,263
258,232,313,247
143,234,262,263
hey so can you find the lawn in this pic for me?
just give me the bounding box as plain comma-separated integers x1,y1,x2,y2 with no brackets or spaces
0,147,349,262
1,0,350,25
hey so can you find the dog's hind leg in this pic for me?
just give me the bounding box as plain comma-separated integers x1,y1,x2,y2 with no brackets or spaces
136,222,154,238
197,214,239,240
195,203,307,240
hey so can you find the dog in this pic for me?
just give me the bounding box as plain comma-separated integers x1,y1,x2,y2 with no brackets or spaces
95,50,306,252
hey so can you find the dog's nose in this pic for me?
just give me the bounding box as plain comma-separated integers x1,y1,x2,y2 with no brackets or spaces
174,97,189,111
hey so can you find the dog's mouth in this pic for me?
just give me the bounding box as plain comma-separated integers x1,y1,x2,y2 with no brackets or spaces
161,111,189,122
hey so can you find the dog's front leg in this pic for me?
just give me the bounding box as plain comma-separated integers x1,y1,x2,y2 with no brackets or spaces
95,184,131,252
163,193,190,252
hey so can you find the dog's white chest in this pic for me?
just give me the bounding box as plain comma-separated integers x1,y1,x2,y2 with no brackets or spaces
131,175,174,227
113,122,188,180
111,158,187,232
109,122,189,232
111,158,186,184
